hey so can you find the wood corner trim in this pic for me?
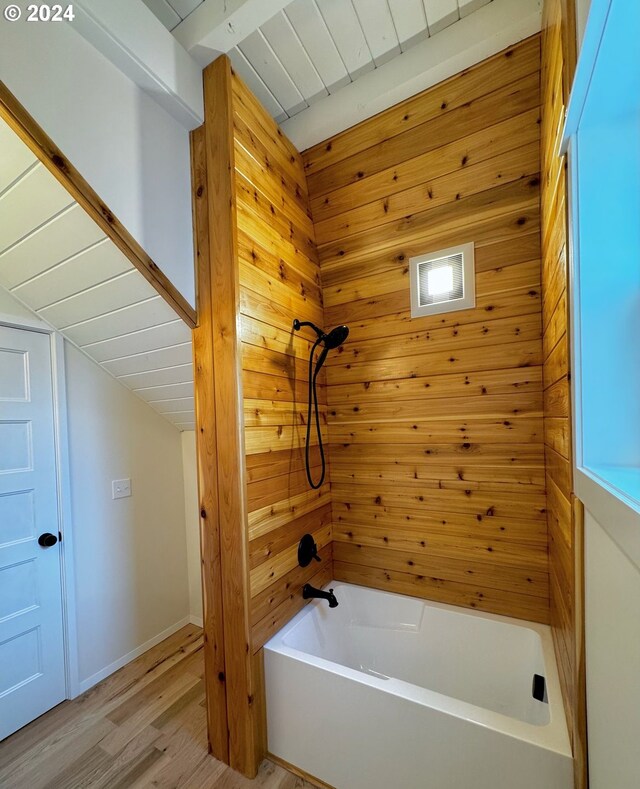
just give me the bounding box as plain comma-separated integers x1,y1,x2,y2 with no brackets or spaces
201,53,262,778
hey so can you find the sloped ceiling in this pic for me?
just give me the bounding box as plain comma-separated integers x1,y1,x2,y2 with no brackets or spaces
0,118,195,431
143,0,493,122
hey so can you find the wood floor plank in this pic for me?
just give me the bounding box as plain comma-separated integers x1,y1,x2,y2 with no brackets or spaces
149,679,206,730
91,726,164,789
0,625,317,789
0,718,116,789
100,671,201,756
40,743,114,789
106,745,169,789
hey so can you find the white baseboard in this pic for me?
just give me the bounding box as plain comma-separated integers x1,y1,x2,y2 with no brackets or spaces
189,614,203,628
74,615,192,696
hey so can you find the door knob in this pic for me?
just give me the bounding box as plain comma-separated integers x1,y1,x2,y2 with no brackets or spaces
38,532,58,548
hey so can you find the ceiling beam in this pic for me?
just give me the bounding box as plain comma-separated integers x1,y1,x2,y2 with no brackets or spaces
172,0,292,65
73,0,204,128
282,0,542,151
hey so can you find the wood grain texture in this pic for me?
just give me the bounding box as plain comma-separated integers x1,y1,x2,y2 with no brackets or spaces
201,56,260,778
189,124,228,763
0,81,196,328
194,87,332,764
303,35,541,176
540,1,586,786
0,626,316,789
304,36,549,625
230,70,334,658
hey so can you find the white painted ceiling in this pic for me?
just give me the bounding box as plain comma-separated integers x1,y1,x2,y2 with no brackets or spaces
0,118,195,432
143,0,493,123
141,0,204,31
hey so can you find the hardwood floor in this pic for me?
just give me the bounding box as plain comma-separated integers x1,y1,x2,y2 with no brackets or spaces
0,626,315,788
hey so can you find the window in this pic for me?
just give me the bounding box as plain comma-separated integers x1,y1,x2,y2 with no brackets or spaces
565,0,640,539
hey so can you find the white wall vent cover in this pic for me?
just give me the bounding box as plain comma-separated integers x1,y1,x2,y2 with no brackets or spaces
410,242,475,317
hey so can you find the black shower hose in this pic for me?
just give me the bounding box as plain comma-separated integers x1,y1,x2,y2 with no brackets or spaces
305,337,326,489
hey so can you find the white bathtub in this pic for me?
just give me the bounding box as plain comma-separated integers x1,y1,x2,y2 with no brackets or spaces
264,582,573,789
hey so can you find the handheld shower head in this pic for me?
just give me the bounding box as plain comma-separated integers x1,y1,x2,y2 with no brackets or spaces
293,320,349,350
313,325,349,373
293,318,350,489
322,324,349,350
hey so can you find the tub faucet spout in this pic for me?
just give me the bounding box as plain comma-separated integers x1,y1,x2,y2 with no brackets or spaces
302,583,339,608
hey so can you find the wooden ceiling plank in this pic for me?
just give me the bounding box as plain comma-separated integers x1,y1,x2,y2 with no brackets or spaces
351,0,402,66
0,164,73,252
40,270,156,329
64,296,180,347
85,320,191,364
227,48,288,123
12,239,130,311
282,0,542,149
116,362,194,390
150,397,196,413
423,0,460,35
172,0,292,61
134,381,194,401
284,0,351,93
315,0,375,80
387,0,430,52
0,118,37,193
260,13,328,105
167,0,203,20
103,342,193,378
139,0,181,31
238,30,307,116
0,204,105,289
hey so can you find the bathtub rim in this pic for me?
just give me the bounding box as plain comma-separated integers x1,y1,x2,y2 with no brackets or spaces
264,580,572,758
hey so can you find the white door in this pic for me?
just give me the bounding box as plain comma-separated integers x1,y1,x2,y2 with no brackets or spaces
0,326,66,740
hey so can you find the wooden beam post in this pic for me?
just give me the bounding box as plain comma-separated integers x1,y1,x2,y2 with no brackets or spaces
198,54,264,778
189,124,229,763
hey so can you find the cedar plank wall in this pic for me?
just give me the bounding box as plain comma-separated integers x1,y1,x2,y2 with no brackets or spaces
540,1,586,786
304,36,550,624
230,73,334,652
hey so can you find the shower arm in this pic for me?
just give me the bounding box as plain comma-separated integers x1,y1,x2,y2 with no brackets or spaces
293,318,324,340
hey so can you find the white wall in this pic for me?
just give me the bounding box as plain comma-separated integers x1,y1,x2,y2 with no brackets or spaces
0,16,196,307
0,286,192,693
0,286,42,326
65,343,191,690
585,510,640,788
181,431,203,625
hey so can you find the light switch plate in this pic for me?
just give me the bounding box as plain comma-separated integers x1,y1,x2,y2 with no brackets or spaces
112,478,131,499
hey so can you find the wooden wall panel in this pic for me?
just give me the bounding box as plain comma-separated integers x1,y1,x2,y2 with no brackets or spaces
540,1,586,786
230,71,334,656
304,36,550,625
196,30,586,782
196,56,332,778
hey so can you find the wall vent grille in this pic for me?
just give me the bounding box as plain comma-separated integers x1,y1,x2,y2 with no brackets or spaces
410,242,475,317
